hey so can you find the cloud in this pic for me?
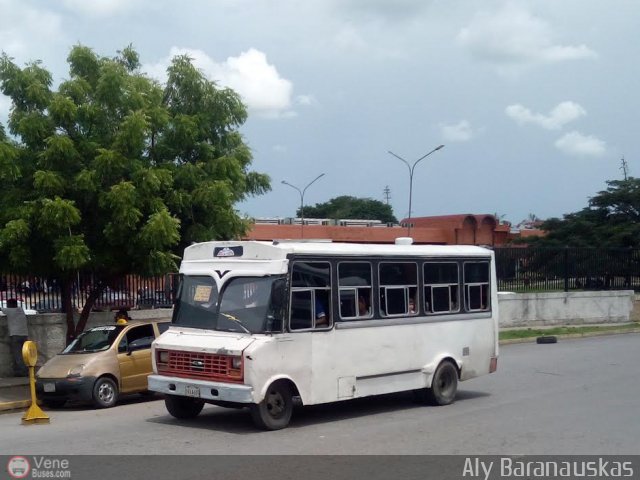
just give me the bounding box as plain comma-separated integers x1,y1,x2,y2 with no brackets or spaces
439,120,476,142
555,131,606,156
272,145,288,153
334,25,368,51
295,95,318,107
505,101,586,130
0,0,64,59
457,5,597,67
335,0,430,22
144,47,295,118
62,0,132,17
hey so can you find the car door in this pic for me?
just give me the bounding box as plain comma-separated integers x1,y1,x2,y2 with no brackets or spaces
117,324,155,393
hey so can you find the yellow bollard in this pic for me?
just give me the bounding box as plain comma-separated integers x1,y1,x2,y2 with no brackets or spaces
21,341,50,425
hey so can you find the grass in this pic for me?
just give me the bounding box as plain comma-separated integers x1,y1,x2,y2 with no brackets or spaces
499,322,640,340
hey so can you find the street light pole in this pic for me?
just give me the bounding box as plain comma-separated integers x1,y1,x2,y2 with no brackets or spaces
282,173,325,239
388,145,445,237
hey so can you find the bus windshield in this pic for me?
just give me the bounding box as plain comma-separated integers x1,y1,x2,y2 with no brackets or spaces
172,274,286,333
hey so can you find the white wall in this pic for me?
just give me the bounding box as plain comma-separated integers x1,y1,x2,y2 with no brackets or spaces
498,291,635,327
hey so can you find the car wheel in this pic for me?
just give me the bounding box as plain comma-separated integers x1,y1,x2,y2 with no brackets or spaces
414,360,458,406
249,381,293,430
92,377,118,408
164,394,204,419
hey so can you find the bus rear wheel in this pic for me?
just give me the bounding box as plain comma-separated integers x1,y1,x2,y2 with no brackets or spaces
427,360,458,405
415,360,458,406
165,394,205,419
250,381,293,430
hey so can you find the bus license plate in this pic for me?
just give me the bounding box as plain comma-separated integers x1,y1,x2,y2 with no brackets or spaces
185,385,200,398
44,383,56,393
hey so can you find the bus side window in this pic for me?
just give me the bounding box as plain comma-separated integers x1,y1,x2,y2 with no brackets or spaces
290,261,332,330
464,262,490,312
424,262,460,314
338,261,372,320
290,290,313,330
379,262,418,317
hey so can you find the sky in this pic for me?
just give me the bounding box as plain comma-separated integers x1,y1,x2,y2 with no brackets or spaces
1,0,638,226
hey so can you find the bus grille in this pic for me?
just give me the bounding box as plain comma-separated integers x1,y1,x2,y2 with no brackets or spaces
157,350,242,382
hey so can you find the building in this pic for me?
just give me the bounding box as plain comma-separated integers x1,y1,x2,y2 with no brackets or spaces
243,214,539,246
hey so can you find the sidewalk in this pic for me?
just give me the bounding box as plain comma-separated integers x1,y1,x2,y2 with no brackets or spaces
0,377,30,413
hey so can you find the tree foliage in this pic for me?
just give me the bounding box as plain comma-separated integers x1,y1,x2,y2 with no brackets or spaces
299,196,397,224
526,178,640,247
0,44,270,341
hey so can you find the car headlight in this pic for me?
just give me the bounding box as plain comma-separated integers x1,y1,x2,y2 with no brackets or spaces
231,356,242,369
67,364,85,378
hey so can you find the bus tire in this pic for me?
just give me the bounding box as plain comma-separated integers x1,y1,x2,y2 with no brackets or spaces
424,360,458,406
250,381,293,430
165,394,205,419
92,377,118,408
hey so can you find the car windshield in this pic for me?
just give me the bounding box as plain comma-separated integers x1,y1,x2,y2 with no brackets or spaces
172,275,286,333
62,325,125,354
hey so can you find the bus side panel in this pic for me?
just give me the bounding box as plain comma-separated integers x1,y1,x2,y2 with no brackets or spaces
245,334,313,404
308,316,497,404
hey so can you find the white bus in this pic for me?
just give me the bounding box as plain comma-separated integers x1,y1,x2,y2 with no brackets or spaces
149,239,499,430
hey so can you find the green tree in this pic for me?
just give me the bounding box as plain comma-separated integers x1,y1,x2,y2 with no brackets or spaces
299,196,397,223
0,45,270,342
527,178,640,247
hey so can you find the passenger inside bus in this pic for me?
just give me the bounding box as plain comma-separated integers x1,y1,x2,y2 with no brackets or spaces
409,297,416,314
358,295,371,316
315,297,328,326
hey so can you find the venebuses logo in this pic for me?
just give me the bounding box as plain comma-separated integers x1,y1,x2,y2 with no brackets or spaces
7,456,30,479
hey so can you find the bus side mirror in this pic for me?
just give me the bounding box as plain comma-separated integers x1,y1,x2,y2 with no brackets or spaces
270,278,286,310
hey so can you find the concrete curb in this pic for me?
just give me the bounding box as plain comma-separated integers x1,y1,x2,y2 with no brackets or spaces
0,399,31,413
499,327,640,345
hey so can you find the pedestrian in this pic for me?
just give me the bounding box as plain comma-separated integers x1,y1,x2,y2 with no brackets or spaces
1,298,30,377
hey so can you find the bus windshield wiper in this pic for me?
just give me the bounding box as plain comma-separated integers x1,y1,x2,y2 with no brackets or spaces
219,313,251,334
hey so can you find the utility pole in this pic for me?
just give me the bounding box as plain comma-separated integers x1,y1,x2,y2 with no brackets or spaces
383,185,391,205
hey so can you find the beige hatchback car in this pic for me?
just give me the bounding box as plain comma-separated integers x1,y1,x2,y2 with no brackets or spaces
36,320,170,408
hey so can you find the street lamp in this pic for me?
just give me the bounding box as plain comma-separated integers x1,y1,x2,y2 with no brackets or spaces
388,145,445,236
281,173,325,239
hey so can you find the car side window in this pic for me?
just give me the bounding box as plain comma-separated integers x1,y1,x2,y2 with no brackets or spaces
122,324,155,352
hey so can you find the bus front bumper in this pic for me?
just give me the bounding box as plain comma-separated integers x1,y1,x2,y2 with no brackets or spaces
148,375,254,403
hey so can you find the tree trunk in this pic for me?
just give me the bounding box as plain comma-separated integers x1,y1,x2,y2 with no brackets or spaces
61,279,76,346
74,285,104,338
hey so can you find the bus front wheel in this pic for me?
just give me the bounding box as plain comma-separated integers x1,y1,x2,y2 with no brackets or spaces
415,360,458,406
165,394,205,419
250,381,293,430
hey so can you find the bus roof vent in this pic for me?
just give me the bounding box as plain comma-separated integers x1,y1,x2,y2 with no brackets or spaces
395,237,414,245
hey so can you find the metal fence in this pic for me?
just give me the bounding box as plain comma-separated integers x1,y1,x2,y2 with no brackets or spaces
3,247,640,312
495,247,640,293
0,273,178,313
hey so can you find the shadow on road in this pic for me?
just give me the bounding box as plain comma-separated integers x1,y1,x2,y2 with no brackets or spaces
146,388,491,433
42,392,161,412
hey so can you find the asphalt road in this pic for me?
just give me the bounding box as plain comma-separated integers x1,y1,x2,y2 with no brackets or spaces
1,333,639,455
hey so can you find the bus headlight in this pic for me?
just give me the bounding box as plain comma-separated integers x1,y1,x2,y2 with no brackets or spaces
231,356,242,369
157,350,169,365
